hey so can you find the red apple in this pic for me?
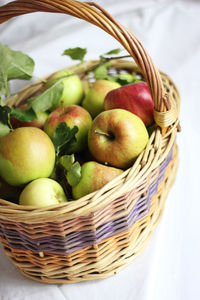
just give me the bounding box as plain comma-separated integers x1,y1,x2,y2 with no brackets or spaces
104,82,154,126
10,104,48,129
44,105,92,153
88,109,149,169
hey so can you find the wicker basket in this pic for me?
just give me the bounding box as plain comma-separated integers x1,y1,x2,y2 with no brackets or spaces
0,0,180,284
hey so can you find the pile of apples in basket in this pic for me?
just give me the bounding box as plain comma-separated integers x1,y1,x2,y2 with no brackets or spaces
0,45,155,207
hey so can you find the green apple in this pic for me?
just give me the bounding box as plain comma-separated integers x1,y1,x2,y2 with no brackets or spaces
44,105,92,153
0,127,55,186
88,109,149,169
47,69,83,108
72,161,123,199
82,80,92,96
82,79,121,118
19,178,67,207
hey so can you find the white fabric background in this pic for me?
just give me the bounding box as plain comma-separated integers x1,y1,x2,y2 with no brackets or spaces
0,0,199,299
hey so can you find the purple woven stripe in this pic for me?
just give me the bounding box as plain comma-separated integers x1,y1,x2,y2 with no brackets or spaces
0,196,148,254
0,148,173,255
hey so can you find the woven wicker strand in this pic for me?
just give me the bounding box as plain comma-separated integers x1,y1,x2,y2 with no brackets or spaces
0,0,180,283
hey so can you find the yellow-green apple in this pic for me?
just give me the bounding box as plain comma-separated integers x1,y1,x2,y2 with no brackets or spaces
104,82,154,126
88,109,149,169
82,80,92,96
0,127,55,186
46,69,83,108
19,178,67,207
10,104,48,129
44,105,92,153
72,161,123,199
82,79,121,118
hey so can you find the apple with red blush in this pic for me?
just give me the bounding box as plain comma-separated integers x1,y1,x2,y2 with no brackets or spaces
72,161,123,199
44,105,92,153
104,82,154,126
88,109,149,169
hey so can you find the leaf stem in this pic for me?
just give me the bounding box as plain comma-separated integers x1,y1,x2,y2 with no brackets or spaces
32,75,47,84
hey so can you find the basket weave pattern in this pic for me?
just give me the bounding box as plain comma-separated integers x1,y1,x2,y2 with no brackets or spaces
0,0,180,283
0,147,173,255
0,145,178,283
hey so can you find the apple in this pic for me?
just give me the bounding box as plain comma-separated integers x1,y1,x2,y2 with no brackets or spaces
46,69,83,108
82,80,92,96
44,105,92,153
82,79,121,118
88,109,149,169
19,178,67,207
0,127,55,186
10,104,48,129
72,161,123,199
104,82,154,126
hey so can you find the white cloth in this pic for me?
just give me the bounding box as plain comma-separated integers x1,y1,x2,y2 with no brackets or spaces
0,0,199,299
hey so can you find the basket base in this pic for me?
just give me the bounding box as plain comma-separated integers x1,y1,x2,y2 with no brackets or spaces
1,145,179,284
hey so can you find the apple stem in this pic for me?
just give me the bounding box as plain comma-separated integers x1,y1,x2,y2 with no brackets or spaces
94,130,113,139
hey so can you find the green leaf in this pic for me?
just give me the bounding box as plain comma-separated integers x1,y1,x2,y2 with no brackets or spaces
0,43,35,96
0,105,12,128
59,154,75,171
52,122,78,157
28,80,64,112
0,45,10,96
11,107,37,122
104,75,117,82
7,50,35,81
62,47,87,62
0,122,11,138
0,43,34,80
116,73,141,86
103,48,121,56
94,65,108,80
94,62,110,80
66,161,81,187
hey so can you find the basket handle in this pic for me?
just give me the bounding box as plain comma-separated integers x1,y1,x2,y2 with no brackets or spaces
0,0,177,129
